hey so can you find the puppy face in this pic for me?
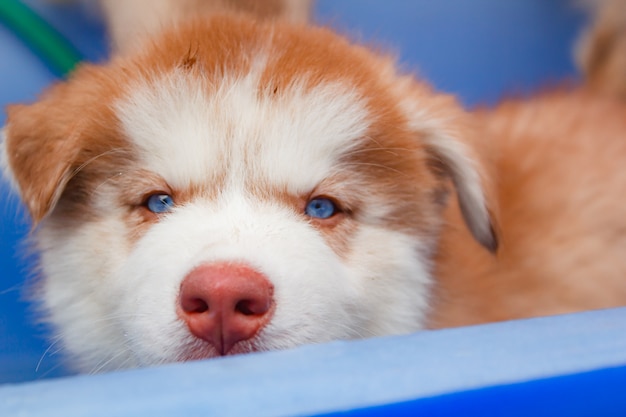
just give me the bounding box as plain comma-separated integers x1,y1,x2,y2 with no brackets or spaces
1,16,494,372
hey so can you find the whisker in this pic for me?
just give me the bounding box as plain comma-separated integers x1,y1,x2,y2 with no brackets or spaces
36,337,62,373
0,284,21,296
35,361,66,380
114,356,137,372
341,161,408,177
342,146,411,159
92,172,125,195
67,147,130,182
89,348,133,375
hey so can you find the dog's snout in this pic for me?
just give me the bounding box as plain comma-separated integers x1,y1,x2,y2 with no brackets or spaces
178,263,274,355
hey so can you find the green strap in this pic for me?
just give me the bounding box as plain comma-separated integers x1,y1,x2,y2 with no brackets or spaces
0,0,84,78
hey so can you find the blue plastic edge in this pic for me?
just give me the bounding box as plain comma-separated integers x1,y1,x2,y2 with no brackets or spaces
321,365,626,417
1,307,625,417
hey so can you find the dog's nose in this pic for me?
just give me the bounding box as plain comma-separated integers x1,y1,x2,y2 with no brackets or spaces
178,263,274,355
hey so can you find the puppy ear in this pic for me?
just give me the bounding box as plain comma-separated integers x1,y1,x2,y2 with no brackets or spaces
398,83,498,252
1,63,125,225
382,72,499,252
2,101,82,224
423,132,499,252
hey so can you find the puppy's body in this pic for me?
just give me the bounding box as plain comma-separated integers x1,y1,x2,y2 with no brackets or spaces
433,89,626,327
1,5,626,372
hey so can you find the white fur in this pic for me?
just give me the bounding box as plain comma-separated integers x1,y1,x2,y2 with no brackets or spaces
116,69,369,195
36,68,435,372
1,127,19,194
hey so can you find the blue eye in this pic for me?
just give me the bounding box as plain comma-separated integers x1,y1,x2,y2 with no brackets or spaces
146,194,175,214
305,197,338,219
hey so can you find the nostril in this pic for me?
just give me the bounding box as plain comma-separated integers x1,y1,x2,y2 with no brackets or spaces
235,300,252,316
235,299,259,316
182,297,209,314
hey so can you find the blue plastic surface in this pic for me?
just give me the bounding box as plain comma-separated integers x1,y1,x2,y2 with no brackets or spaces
321,366,626,417
1,308,625,416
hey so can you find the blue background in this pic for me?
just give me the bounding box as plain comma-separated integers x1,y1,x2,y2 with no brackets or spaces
1,0,586,383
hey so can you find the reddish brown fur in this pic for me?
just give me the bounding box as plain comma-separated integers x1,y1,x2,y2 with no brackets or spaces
5,66,131,224
430,89,626,327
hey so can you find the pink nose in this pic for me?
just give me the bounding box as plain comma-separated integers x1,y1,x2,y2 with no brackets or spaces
178,263,274,355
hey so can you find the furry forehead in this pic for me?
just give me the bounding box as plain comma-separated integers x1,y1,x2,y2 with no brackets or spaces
2,15,496,250
114,70,371,195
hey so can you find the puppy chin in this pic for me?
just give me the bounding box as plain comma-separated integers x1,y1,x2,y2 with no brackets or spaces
177,338,262,363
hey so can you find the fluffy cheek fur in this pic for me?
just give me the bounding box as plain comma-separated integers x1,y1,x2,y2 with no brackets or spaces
37,192,431,371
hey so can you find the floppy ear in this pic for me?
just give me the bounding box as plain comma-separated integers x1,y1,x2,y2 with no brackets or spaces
397,81,498,252
1,63,126,225
423,131,499,252
2,101,83,225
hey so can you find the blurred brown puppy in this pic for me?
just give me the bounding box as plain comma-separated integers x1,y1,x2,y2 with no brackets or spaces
431,0,626,327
